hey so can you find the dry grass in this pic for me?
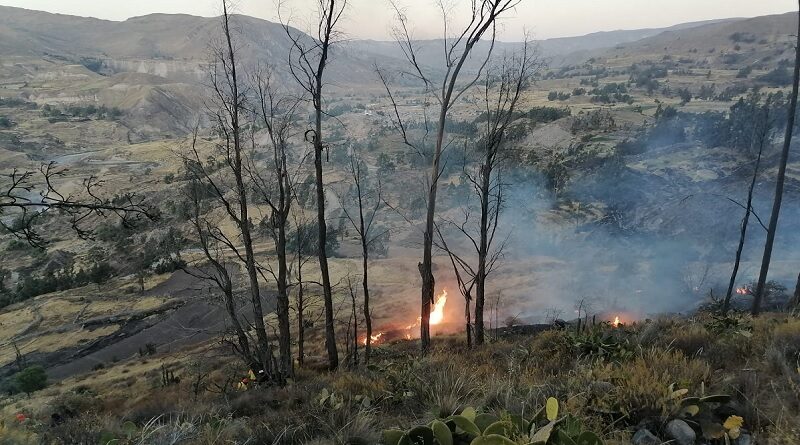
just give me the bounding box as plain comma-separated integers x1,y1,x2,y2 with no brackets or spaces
1,313,799,444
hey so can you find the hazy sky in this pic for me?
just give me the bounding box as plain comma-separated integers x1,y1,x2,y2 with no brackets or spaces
0,0,795,41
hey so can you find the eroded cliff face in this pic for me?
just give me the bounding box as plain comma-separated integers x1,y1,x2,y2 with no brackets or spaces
96,58,206,83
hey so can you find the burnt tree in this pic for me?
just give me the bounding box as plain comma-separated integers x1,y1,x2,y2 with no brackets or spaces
0,163,154,247
723,96,774,314
471,43,535,344
248,66,304,379
382,0,520,352
182,2,277,381
340,152,387,363
753,0,800,315
281,0,347,370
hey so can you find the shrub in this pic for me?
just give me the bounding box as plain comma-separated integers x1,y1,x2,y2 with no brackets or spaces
0,422,38,444
771,319,800,362
669,324,713,358
15,365,48,395
602,349,710,424
758,66,793,87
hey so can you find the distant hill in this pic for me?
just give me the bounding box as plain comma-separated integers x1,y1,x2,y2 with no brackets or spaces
597,12,798,69
0,6,397,86
344,19,746,72
0,5,753,81
0,5,794,138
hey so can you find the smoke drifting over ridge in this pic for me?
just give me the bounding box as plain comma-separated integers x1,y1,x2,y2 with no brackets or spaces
431,138,800,324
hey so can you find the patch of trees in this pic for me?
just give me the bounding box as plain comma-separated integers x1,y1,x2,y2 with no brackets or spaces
730,32,757,44
688,92,786,150
715,83,751,102
0,97,37,109
721,53,745,65
620,92,788,155
736,66,753,78
758,62,794,87
570,109,616,134
547,91,571,101
377,153,396,176
134,227,187,273
629,62,669,93
1,257,115,308
526,106,571,123
695,84,717,100
0,115,14,128
326,102,357,117
14,365,48,396
40,104,123,122
277,222,340,258
586,83,633,104
476,105,570,126
408,118,478,137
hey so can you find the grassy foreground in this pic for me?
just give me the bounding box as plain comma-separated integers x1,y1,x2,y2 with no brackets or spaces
1,312,799,444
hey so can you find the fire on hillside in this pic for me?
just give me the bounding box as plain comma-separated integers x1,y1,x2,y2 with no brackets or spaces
362,288,449,346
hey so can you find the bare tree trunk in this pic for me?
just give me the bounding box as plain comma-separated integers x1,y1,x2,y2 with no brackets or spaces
230,95,269,370
220,1,271,370
313,2,339,371
296,239,305,367
186,181,255,366
254,70,296,380
465,294,472,348
420,115,445,352
753,1,800,315
342,154,383,363
275,215,292,378
474,163,491,344
348,279,358,368
724,107,768,314
361,236,372,363
790,271,800,310
281,0,344,371
314,125,338,370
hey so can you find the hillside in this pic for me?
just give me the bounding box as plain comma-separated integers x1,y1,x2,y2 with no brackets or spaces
600,12,798,69
1,4,800,444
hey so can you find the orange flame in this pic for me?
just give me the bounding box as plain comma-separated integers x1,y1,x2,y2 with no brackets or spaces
612,316,621,328
430,289,448,325
736,287,751,295
362,332,383,346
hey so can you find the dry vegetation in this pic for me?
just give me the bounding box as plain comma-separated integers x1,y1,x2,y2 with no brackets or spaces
0,311,798,444
3,4,800,445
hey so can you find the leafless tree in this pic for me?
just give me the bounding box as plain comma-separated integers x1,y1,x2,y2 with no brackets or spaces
381,0,521,353
573,297,595,332
280,0,347,369
470,42,536,344
723,96,773,314
340,152,388,363
247,65,304,379
432,43,536,346
181,1,277,381
345,275,359,368
183,171,267,372
290,206,318,367
753,0,800,315
1,163,155,247
435,223,476,346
